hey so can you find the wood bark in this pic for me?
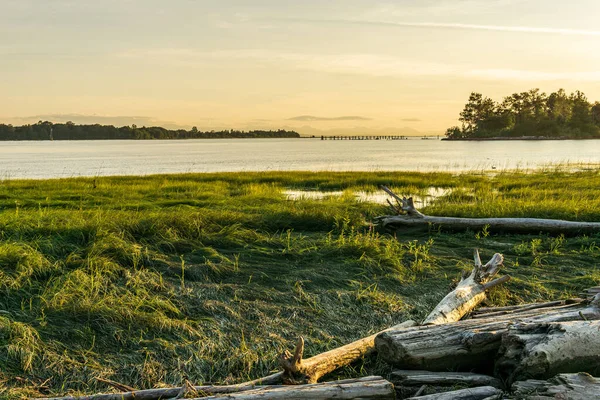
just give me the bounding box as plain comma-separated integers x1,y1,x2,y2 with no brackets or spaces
196,376,395,399
34,377,393,400
390,370,501,388
511,373,600,400
404,386,502,400
377,186,600,234
390,370,501,398
471,298,584,319
423,249,506,325
34,383,269,400
375,301,600,372
495,320,600,384
279,320,416,384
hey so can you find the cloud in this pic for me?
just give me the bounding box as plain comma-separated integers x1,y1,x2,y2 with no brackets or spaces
288,115,372,122
401,118,422,122
119,48,600,82
279,17,600,37
5,114,187,129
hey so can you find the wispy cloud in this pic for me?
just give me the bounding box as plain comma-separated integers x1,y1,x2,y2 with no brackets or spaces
288,115,372,122
118,48,600,82
401,118,422,122
279,17,600,37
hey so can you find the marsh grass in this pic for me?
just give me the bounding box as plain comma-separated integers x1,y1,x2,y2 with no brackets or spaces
1,169,599,398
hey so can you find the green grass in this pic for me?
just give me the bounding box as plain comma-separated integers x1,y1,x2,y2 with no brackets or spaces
1,169,600,399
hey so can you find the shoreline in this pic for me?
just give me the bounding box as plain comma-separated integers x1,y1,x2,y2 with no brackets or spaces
443,136,600,141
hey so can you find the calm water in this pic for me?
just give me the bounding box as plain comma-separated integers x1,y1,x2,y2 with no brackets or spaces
1,138,600,179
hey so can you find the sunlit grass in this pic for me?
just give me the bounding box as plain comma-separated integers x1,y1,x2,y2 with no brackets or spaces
1,169,599,398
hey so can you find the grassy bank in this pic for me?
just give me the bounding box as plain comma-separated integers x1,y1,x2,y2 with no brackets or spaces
2,169,600,398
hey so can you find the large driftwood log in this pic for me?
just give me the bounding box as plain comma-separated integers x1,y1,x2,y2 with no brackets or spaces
34,377,393,400
33,383,272,400
197,376,395,399
279,320,416,384
405,386,502,400
495,320,600,383
511,373,600,400
279,249,507,383
375,300,600,371
378,186,600,234
390,370,501,398
423,249,506,325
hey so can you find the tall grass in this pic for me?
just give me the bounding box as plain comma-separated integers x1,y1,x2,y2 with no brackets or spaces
1,169,599,398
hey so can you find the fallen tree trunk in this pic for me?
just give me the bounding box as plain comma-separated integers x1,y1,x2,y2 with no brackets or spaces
405,386,502,400
390,370,501,398
279,320,416,384
197,376,395,399
280,249,508,383
495,320,600,384
376,300,600,372
377,186,600,234
423,249,506,325
511,373,600,400
33,383,270,400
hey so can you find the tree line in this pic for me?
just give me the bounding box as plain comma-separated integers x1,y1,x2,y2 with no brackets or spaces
446,89,600,139
0,121,300,140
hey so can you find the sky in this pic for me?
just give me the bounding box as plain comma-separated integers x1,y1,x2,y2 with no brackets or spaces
1,0,600,135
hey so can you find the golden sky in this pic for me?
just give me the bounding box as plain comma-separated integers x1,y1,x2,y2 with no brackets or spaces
1,0,600,135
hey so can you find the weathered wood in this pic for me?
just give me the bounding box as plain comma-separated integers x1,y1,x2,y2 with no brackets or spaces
405,386,502,400
377,186,600,234
512,373,600,400
495,320,600,383
423,250,506,325
391,370,502,388
391,370,502,398
471,299,584,319
376,301,600,372
279,249,507,384
280,320,416,384
33,383,268,400
196,376,396,399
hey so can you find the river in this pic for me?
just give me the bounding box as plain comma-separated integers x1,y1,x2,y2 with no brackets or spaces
1,138,599,179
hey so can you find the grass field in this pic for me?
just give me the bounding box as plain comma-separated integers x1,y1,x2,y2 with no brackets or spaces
2,169,600,399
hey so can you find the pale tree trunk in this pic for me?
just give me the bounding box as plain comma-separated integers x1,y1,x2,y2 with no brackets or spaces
377,186,600,234
495,320,600,383
423,250,506,325
197,376,395,400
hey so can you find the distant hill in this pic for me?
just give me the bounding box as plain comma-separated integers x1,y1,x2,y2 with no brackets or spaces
0,121,300,140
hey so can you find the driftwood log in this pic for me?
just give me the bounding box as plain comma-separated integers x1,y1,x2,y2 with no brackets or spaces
423,249,506,325
405,386,502,400
378,186,600,234
280,249,508,383
496,320,600,383
279,320,416,384
33,383,273,400
511,373,600,400
34,377,393,400
390,370,501,398
375,298,600,371
197,376,395,399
